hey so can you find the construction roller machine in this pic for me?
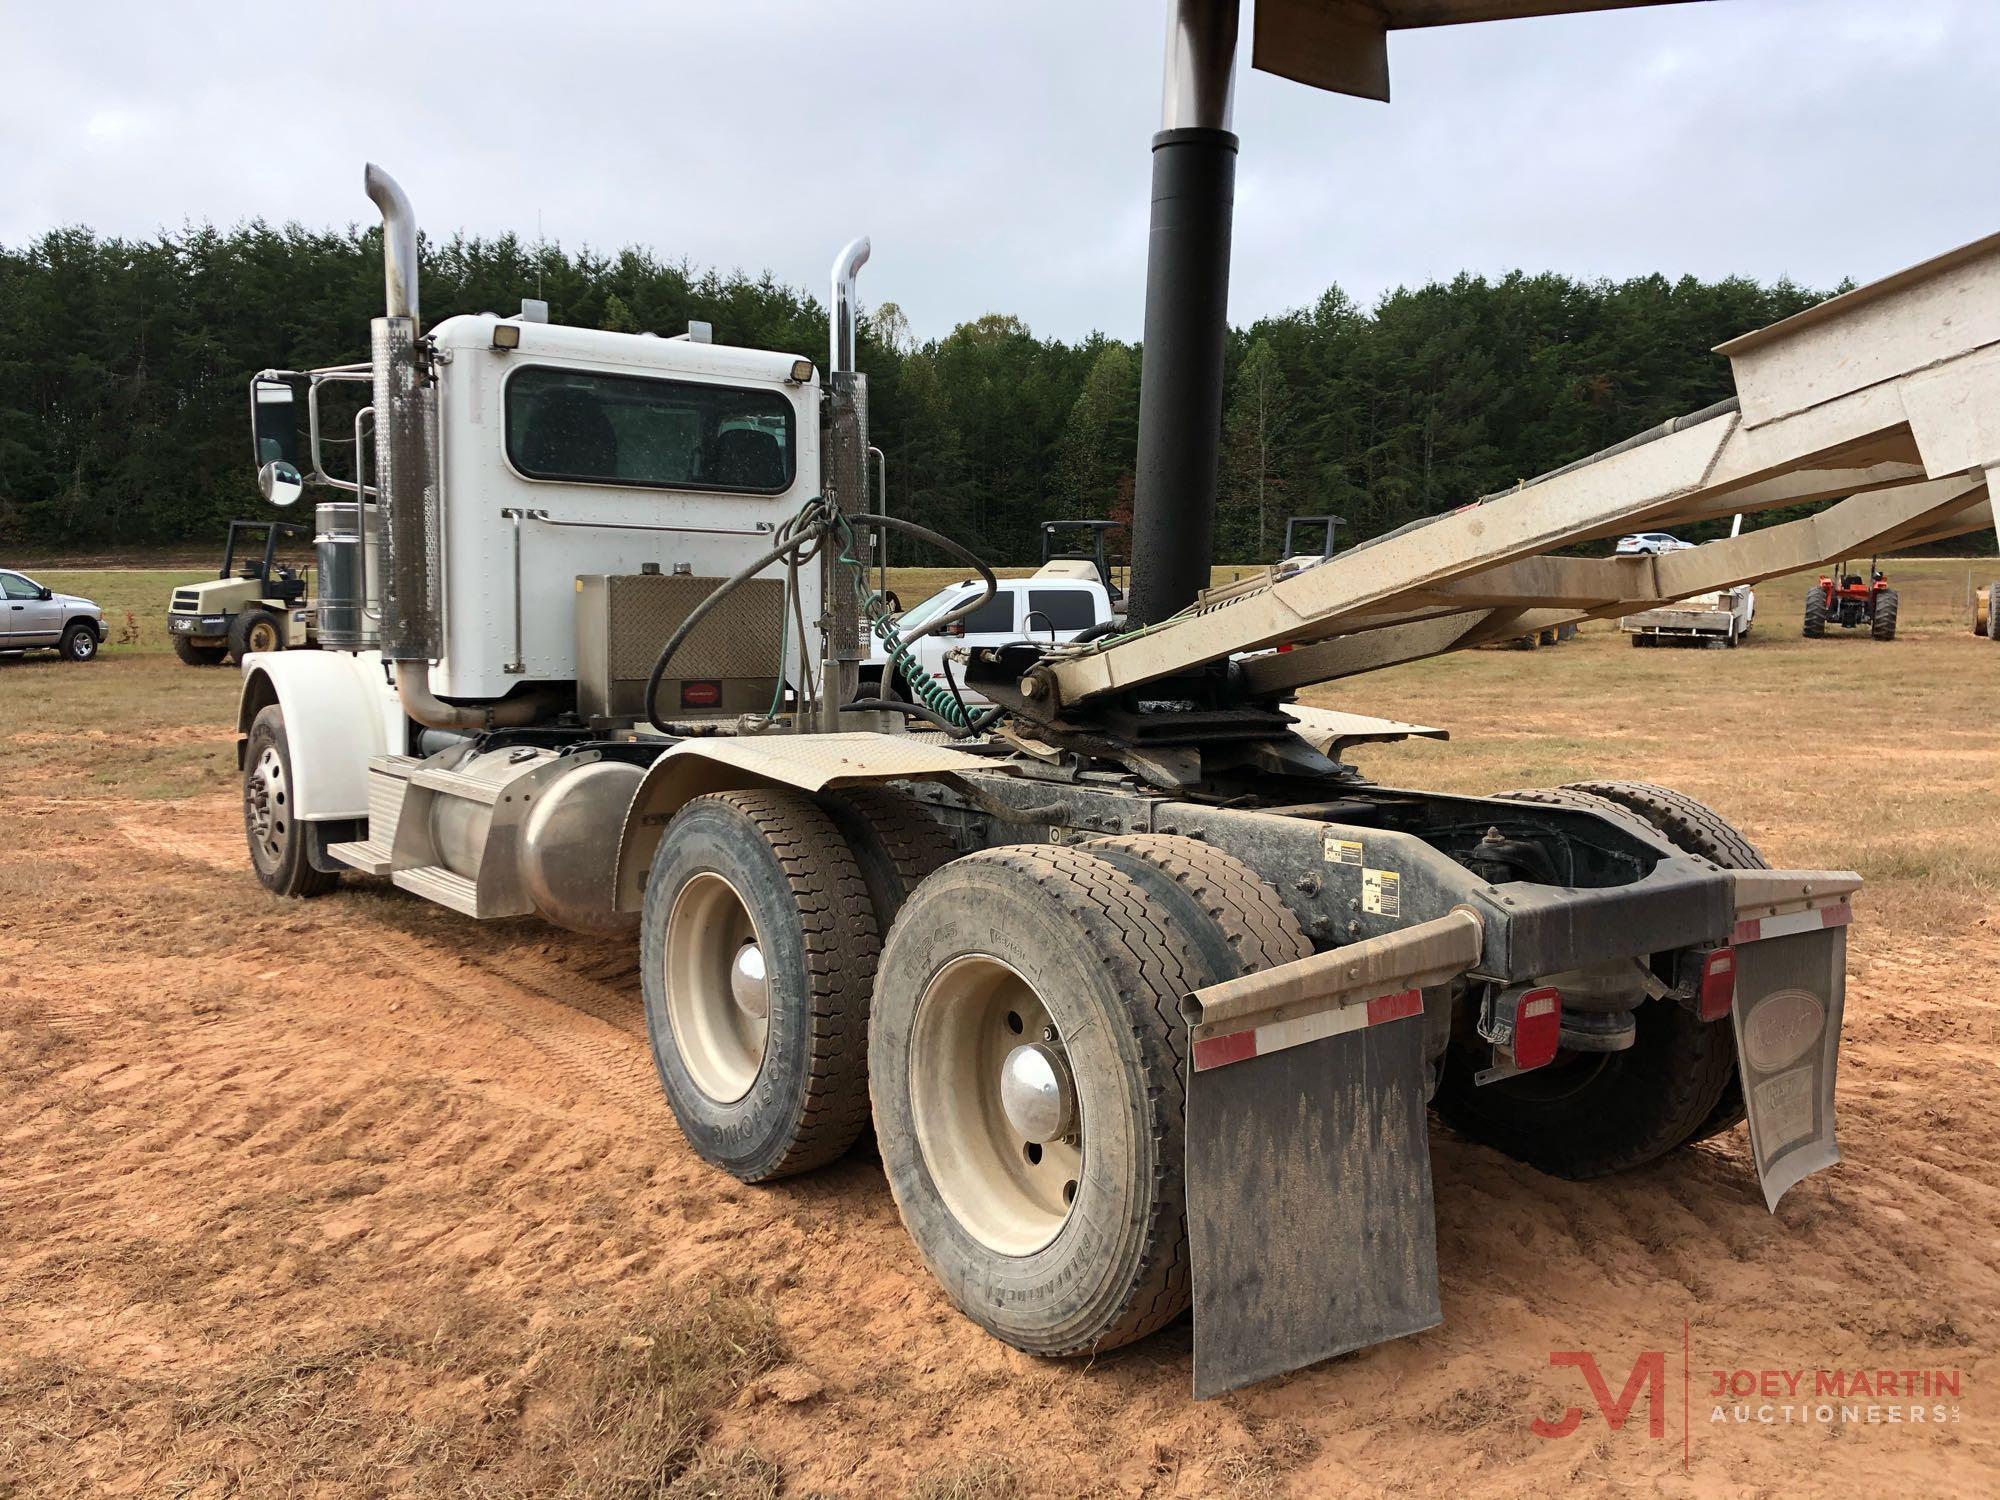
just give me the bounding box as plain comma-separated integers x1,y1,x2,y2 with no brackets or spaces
228,1,2000,1397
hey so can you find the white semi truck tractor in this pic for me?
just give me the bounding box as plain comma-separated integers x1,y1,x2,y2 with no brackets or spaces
231,6,2000,1400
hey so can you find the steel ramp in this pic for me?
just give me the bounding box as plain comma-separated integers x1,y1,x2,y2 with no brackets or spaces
1045,229,2000,705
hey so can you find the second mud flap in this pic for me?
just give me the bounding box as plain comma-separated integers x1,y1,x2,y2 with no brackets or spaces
1180,918,1476,1399
1731,911,1850,1212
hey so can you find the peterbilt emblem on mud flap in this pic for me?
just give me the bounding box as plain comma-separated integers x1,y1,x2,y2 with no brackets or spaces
1741,988,1825,1073
1730,929,1848,1212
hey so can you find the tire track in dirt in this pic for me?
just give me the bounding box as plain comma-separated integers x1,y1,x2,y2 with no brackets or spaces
116,817,241,873
356,927,661,1118
109,811,662,1117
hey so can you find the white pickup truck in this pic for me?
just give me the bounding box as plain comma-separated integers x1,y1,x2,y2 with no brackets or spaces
860,562,1116,705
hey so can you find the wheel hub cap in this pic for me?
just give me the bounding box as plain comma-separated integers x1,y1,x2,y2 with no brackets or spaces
908,954,1084,1256
729,941,769,1020
247,746,283,855
999,1042,1074,1144
663,872,769,1104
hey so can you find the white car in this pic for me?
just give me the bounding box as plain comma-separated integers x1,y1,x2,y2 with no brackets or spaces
860,567,1115,707
1615,532,1695,556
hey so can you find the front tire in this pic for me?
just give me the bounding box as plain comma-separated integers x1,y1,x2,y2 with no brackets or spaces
173,634,227,666
1802,587,1827,637
243,706,336,897
59,623,98,662
640,790,880,1182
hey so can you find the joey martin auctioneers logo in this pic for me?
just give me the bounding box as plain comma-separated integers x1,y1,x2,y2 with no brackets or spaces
1530,1323,1963,1471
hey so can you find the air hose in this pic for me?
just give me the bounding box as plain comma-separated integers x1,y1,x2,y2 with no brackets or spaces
833,514,987,730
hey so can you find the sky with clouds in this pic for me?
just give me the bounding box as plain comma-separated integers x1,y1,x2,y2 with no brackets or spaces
4,1,1994,343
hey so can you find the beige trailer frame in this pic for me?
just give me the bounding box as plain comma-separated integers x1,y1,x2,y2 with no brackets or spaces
1036,231,2000,707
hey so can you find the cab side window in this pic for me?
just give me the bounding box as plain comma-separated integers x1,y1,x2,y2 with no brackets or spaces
1,573,42,600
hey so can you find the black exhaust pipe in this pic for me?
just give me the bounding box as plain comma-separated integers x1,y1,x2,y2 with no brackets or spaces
1126,0,1239,627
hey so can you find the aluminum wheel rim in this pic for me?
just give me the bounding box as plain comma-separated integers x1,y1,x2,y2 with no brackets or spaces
246,744,288,868
909,954,1082,1257
664,872,769,1104
73,632,95,658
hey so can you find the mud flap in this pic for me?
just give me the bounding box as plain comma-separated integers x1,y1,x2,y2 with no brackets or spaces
1184,1010,1441,1398
1731,920,1847,1211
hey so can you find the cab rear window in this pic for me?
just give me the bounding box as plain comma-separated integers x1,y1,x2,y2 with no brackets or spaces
504,366,794,493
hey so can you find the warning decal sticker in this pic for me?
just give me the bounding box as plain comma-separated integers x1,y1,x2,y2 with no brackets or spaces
1362,868,1401,917
1323,834,1363,866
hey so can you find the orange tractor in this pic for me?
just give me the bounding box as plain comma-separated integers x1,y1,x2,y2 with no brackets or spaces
1803,558,1898,640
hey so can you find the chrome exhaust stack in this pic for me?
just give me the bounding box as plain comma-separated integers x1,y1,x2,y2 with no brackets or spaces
817,237,874,729
363,164,421,325
363,163,534,729
830,236,871,374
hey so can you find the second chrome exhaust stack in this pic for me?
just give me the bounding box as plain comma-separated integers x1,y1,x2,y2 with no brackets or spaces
830,236,870,374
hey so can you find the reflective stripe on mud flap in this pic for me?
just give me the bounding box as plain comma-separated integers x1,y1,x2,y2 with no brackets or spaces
1190,986,1422,1071
1729,871,1859,1213
1179,910,1480,1398
1734,900,1851,946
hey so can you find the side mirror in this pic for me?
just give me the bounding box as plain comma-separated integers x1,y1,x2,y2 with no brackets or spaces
259,459,305,508
38,587,53,601
251,376,302,471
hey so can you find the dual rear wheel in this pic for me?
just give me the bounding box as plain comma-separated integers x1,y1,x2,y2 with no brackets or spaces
640,808,1308,1355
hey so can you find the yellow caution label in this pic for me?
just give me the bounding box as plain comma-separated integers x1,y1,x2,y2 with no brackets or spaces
1323,834,1364,866
1362,867,1401,917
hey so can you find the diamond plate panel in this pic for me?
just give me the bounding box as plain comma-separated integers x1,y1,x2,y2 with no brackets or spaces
602,574,786,681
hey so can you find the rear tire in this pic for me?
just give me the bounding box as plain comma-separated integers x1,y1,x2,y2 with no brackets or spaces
871,846,1204,1356
243,706,337,898
173,634,227,666
1558,780,1766,1143
228,608,283,663
814,786,960,936
1986,581,1999,640
1083,833,1312,979
1871,588,1899,641
1802,587,1827,637
641,790,880,1182
1433,781,1755,1176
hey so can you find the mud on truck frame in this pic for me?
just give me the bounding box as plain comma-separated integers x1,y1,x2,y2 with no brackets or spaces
230,5,2000,1397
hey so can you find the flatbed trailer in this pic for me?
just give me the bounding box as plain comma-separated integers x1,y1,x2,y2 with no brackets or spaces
1621,585,1754,647
223,3,1999,1399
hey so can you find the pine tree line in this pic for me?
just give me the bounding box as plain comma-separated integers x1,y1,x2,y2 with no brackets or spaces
10,222,1967,562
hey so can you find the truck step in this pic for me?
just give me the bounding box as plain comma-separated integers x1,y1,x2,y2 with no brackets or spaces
331,755,421,873
391,864,483,916
327,840,393,875
407,764,513,805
